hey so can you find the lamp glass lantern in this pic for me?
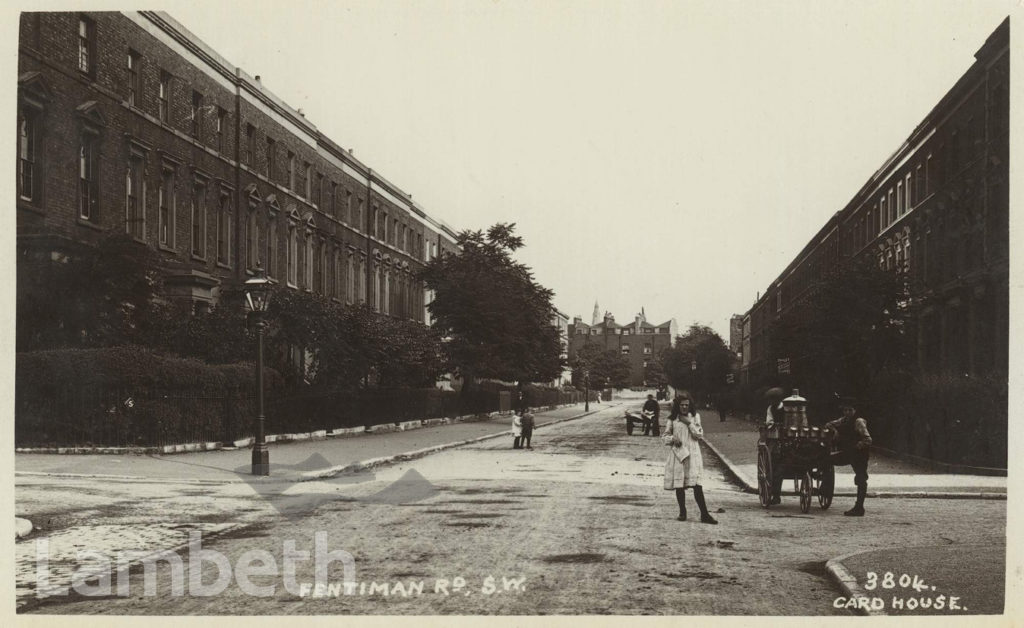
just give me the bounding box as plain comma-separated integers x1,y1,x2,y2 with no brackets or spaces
244,267,272,313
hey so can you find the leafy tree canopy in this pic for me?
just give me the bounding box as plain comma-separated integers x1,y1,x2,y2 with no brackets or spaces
418,223,562,386
570,341,632,390
662,324,733,404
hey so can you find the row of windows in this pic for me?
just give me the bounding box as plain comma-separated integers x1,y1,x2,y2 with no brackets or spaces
620,344,653,355
73,14,431,264
574,326,667,335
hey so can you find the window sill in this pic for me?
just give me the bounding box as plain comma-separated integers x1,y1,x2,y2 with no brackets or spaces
76,218,103,231
190,253,207,263
17,201,45,216
216,261,231,270
158,243,177,254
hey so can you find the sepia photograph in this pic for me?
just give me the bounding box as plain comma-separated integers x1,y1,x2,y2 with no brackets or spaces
10,0,1019,620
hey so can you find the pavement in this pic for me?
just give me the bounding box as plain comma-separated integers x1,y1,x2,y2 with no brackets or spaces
14,404,598,484
696,409,1007,616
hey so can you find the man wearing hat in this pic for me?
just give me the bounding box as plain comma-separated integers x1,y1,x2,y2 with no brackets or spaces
825,397,872,516
764,387,786,504
642,393,661,436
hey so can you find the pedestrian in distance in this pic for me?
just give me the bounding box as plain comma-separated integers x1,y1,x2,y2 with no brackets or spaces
511,411,523,449
642,393,660,436
520,407,535,449
663,393,717,524
825,396,872,516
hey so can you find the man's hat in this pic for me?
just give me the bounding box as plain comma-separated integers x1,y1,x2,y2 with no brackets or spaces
835,393,858,408
765,387,786,400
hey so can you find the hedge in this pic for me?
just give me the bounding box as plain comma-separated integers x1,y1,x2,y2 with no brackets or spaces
15,347,282,447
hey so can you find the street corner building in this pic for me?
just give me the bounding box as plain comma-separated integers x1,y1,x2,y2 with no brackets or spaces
17,11,461,319
568,307,678,388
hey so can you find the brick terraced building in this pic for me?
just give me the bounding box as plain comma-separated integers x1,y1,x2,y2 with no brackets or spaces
17,11,459,320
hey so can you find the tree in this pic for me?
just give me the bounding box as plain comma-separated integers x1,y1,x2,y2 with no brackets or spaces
643,353,668,389
771,255,911,412
662,324,733,405
418,223,563,388
570,342,632,390
18,234,164,351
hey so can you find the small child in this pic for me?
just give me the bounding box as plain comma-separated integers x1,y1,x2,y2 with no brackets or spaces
512,411,523,449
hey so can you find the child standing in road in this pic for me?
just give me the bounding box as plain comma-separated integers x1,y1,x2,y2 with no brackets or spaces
512,411,523,449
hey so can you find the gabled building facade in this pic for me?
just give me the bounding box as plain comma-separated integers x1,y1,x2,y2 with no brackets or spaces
568,309,677,387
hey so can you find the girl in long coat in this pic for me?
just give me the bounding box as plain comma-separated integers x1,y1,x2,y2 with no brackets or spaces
663,394,718,524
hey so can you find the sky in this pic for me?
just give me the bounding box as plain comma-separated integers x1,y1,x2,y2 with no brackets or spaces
21,0,1018,340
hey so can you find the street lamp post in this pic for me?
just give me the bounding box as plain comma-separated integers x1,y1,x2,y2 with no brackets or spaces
245,265,272,476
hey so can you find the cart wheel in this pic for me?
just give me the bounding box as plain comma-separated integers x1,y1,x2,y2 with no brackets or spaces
757,444,772,508
799,471,812,513
818,464,834,510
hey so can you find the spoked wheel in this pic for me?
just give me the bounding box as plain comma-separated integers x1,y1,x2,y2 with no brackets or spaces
757,444,772,507
799,471,812,513
818,463,835,510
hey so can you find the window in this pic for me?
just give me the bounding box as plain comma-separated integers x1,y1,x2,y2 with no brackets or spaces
266,138,276,178
392,219,398,245
158,168,175,247
191,91,203,139
373,263,382,311
925,154,933,196
216,194,231,265
356,198,364,231
346,254,355,304
216,107,226,153
915,165,924,204
330,182,338,218
243,124,254,166
191,179,207,258
622,328,631,335
246,208,259,269
287,152,296,191
879,196,887,230
287,223,298,286
359,257,367,303
313,172,322,207
18,111,37,202
302,162,311,199
126,152,145,239
905,173,913,210
127,50,140,107
304,232,313,289
79,133,98,220
643,343,652,355
158,71,170,123
78,17,94,75
267,217,278,278
345,191,352,224
896,181,904,217
621,345,630,355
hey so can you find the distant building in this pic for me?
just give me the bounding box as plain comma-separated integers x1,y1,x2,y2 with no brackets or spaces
568,309,677,388
550,308,570,387
729,314,743,355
